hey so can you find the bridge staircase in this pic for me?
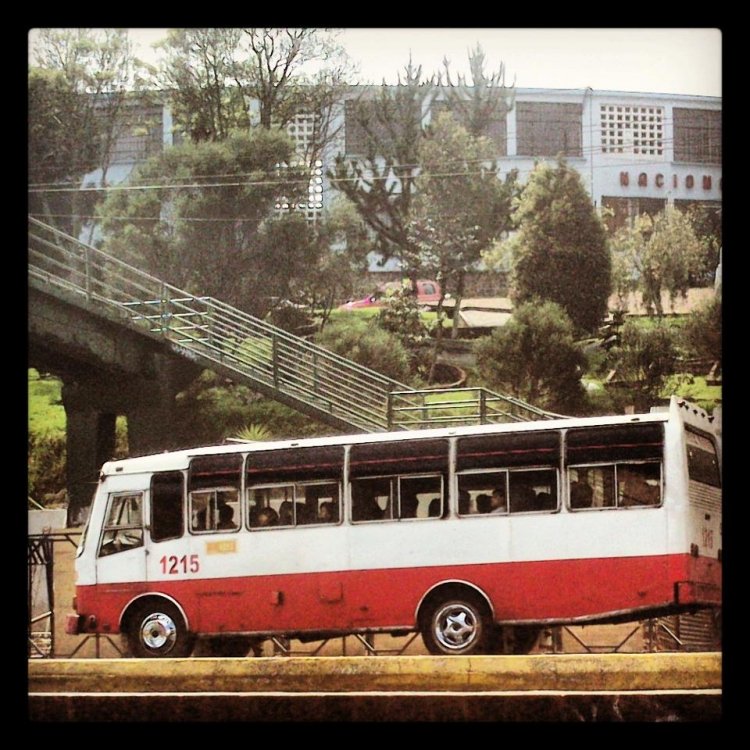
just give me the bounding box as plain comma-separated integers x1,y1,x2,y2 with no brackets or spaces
29,216,560,433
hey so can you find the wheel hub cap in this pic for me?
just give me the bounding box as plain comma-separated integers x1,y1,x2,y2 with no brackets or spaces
435,605,478,650
140,612,177,651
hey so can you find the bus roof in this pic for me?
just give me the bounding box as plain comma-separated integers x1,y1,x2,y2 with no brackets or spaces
100,402,701,478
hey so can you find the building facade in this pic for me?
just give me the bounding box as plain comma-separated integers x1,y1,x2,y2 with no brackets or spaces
81,86,721,276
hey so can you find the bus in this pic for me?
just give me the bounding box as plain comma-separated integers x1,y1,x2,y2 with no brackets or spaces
66,396,721,657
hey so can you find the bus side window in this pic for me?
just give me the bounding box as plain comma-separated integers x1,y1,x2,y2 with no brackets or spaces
509,469,558,513
617,463,661,507
99,493,144,557
351,477,390,522
151,472,184,542
568,467,616,509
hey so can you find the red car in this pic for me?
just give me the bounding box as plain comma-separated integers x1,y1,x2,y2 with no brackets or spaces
339,280,442,310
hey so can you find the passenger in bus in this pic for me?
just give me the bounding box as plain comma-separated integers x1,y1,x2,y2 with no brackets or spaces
510,485,536,513
490,487,507,513
458,490,471,515
255,507,279,527
279,500,294,526
353,493,384,521
428,498,441,517
476,494,492,513
400,493,419,519
535,492,556,511
569,481,594,509
217,503,236,530
318,501,337,523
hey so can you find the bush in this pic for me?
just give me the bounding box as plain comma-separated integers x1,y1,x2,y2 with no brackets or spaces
681,297,721,364
608,320,678,411
314,317,412,384
474,301,587,414
28,431,66,505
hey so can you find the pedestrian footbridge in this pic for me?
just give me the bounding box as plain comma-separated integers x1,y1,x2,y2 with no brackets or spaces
29,216,558,434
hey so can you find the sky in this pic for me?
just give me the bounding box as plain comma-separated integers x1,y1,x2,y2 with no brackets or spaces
118,27,721,98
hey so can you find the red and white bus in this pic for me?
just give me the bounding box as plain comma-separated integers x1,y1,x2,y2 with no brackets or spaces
67,396,721,657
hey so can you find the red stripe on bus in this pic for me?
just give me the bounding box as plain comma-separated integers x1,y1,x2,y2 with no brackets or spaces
75,553,720,638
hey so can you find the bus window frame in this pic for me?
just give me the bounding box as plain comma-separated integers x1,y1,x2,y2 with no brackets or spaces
349,472,444,523
456,467,560,516
456,469,509,517
246,480,343,530
97,491,145,557
566,460,663,512
188,485,241,535
507,466,560,514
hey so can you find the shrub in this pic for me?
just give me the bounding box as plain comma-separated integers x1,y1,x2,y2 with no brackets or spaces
28,431,67,505
315,317,412,384
474,301,587,414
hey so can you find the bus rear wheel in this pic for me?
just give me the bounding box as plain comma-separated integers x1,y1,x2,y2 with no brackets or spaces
421,595,491,655
127,601,193,658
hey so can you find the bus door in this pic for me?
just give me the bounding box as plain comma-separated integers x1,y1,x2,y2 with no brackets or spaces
147,470,191,584
94,475,149,586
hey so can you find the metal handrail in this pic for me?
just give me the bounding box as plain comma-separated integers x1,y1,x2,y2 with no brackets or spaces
29,217,406,431
29,216,561,432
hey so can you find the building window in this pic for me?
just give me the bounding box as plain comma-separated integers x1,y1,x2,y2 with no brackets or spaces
600,105,663,156
516,102,582,157
673,108,721,165
274,113,323,218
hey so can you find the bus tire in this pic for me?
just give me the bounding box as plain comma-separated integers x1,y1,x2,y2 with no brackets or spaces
421,594,491,655
127,600,193,658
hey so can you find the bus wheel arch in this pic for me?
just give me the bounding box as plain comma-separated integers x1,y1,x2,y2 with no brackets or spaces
417,582,494,656
121,595,194,658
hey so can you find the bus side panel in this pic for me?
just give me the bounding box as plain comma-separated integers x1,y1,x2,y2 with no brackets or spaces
74,552,689,637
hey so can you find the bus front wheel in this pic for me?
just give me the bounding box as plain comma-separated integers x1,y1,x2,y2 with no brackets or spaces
127,601,193,658
421,595,491,655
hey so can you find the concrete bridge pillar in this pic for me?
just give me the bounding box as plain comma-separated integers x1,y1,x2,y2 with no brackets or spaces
59,355,199,526
61,384,118,527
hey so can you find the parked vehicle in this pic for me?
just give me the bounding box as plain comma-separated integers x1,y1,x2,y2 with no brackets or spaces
66,397,720,658
338,280,442,310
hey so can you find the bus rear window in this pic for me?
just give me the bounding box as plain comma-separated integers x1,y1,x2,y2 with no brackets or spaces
686,429,721,488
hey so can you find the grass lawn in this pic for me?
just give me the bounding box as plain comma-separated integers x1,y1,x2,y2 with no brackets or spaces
28,369,65,434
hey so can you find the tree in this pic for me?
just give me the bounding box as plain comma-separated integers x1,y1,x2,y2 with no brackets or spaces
408,112,517,377
158,27,352,161
28,68,100,234
681,203,722,287
610,207,710,316
608,320,678,411
474,301,586,414
99,128,308,316
682,296,722,365
438,43,515,139
302,197,374,327
329,57,433,272
29,29,151,236
157,29,250,142
511,158,611,334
